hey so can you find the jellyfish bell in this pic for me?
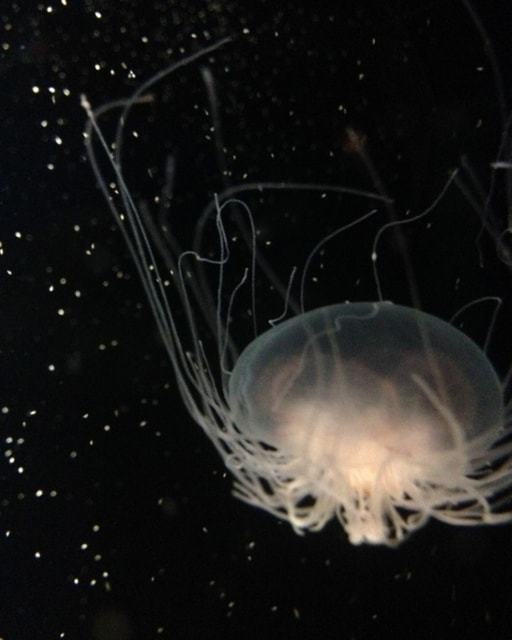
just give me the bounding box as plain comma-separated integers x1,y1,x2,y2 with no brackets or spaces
228,301,506,545
82,40,512,547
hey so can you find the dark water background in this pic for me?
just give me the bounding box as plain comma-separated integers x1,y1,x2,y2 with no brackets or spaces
2,1,512,638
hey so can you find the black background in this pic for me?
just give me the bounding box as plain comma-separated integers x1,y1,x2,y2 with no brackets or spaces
2,1,512,638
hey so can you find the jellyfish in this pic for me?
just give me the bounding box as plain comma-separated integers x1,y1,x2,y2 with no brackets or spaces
81,39,512,546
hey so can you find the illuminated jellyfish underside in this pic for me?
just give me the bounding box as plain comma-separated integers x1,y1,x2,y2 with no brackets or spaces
82,40,512,546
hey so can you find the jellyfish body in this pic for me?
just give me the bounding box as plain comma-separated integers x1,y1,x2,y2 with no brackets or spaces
83,42,512,546
229,302,507,545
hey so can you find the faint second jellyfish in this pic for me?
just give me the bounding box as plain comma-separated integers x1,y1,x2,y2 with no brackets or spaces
82,40,512,547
